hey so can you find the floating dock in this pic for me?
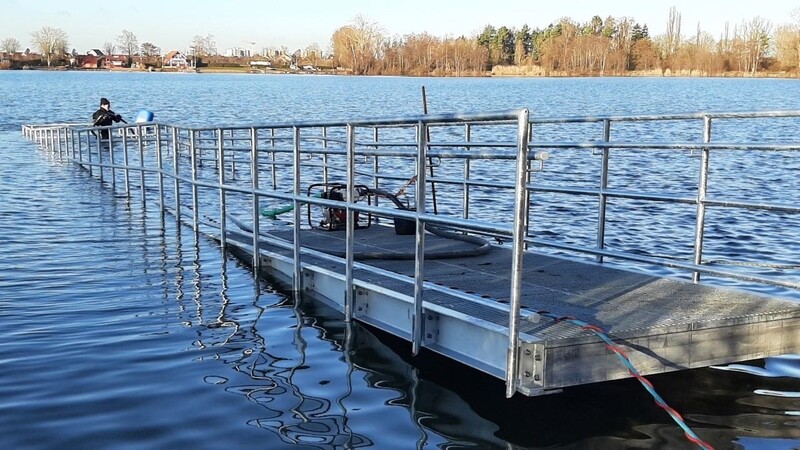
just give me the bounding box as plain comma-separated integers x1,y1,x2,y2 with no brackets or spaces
22,109,800,397
222,223,800,396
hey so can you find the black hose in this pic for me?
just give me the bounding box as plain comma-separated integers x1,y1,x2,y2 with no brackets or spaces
226,213,492,261
315,224,492,260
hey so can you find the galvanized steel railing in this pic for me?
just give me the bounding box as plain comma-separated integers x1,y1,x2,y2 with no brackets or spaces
22,109,800,397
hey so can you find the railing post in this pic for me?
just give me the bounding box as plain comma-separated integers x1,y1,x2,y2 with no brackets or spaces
345,124,356,322
80,131,88,173
506,108,531,398
321,126,329,185
72,129,79,163
463,123,471,220
110,130,120,192
693,116,712,283
270,128,277,190
292,126,302,292
218,128,227,251
596,118,611,263
138,125,147,207
56,127,63,161
121,129,130,197
190,130,200,231
250,127,261,272
155,125,165,213
412,120,428,356
172,127,181,220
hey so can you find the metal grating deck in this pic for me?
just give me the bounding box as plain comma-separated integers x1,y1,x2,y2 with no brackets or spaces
223,223,800,394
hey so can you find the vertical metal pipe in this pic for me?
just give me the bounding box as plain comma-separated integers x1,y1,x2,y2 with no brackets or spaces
505,108,531,398
522,125,533,245
155,125,165,213
56,127,63,161
596,119,611,263
251,127,261,272
72,129,79,163
121,130,130,197
463,123,471,220
138,125,146,207
110,131,119,192
172,127,181,221
321,127,329,185
218,128,227,251
292,126,303,292
228,129,235,179
344,124,356,322
102,132,110,183
190,130,200,231
693,116,712,283
79,131,86,170
269,128,277,191
411,120,428,356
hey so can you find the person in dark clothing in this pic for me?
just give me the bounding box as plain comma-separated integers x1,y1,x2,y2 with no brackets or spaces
92,97,124,139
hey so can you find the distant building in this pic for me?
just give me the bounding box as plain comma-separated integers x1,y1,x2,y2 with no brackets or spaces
225,47,250,58
87,49,105,57
163,51,188,68
76,54,105,69
105,54,128,68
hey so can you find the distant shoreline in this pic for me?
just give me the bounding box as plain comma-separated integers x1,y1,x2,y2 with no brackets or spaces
8,65,800,79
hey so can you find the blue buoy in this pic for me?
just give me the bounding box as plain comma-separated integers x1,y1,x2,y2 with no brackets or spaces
135,110,154,123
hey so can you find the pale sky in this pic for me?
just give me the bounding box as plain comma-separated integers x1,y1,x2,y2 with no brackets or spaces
2,0,797,54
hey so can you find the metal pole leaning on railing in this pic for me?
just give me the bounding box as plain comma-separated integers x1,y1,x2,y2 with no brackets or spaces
506,108,531,398
596,118,611,263
345,124,356,322
693,115,712,283
411,119,429,356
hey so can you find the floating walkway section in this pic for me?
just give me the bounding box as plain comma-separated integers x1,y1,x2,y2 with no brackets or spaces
22,109,800,398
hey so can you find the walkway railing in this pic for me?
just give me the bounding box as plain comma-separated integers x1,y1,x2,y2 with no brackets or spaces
22,109,800,398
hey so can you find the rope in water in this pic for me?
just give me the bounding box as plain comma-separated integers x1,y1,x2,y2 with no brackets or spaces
531,310,714,450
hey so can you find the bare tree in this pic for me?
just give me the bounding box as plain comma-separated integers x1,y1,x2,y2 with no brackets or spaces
739,17,772,74
191,34,216,56
31,26,68,66
664,6,682,56
117,29,139,66
103,42,115,56
331,15,384,75
140,42,160,57
304,43,322,65
1,37,21,54
775,8,800,70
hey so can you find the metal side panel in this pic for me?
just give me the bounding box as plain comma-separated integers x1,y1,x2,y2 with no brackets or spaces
245,240,527,383
541,317,800,390
423,309,514,379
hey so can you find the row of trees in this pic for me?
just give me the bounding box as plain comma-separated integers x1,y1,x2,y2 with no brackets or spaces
330,8,800,76
4,7,800,76
0,27,162,67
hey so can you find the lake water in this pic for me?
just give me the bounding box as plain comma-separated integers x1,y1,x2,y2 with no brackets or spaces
2,71,800,449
